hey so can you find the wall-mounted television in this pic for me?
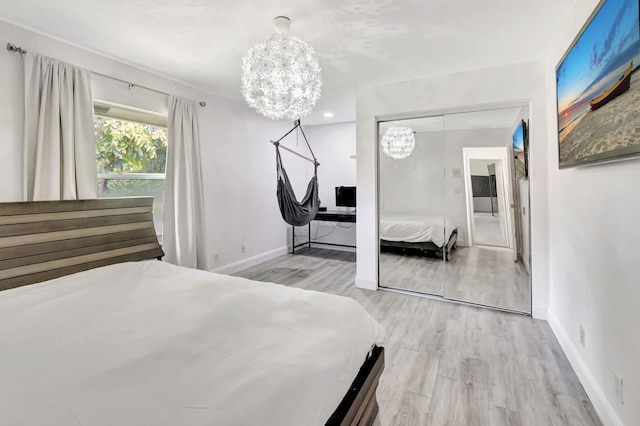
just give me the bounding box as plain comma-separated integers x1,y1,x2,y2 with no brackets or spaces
513,120,528,179
335,186,356,208
556,0,640,168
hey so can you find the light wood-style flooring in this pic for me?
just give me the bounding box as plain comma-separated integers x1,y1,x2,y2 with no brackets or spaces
233,248,601,426
444,246,530,312
473,212,508,247
380,246,530,313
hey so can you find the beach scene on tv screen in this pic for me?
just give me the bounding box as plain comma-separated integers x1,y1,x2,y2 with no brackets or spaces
513,124,526,179
556,0,640,166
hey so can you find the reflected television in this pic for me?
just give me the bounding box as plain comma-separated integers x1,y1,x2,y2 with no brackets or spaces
513,120,528,179
556,0,640,168
335,186,356,208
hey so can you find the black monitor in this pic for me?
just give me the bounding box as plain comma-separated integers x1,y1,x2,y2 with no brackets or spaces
335,186,356,208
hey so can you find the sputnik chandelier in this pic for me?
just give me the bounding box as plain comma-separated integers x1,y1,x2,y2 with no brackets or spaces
381,127,416,160
241,16,322,121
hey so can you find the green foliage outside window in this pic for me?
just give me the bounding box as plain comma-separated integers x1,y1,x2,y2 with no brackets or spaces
95,116,167,237
95,116,167,174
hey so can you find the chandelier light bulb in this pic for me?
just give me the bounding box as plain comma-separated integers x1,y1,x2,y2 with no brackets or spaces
241,16,322,121
381,127,416,160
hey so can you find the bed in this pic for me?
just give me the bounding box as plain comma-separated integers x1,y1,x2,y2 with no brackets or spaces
379,213,458,261
0,197,385,426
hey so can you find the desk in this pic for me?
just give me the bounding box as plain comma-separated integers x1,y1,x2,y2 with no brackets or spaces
292,210,356,254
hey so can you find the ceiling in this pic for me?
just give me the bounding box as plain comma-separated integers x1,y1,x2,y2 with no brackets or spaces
0,0,577,124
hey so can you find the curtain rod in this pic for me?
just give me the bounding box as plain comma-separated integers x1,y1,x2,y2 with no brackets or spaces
6,42,206,107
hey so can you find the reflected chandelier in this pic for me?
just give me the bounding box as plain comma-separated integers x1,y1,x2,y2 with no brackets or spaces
381,127,416,160
241,16,322,120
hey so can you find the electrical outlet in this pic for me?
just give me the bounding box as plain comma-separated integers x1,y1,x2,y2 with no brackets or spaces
213,252,219,262
579,325,585,347
241,244,246,254
614,373,624,404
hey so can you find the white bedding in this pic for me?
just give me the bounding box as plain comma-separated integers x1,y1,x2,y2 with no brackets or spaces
0,261,384,426
380,214,457,247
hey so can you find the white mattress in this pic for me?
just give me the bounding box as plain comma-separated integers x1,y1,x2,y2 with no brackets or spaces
0,261,384,426
380,214,457,247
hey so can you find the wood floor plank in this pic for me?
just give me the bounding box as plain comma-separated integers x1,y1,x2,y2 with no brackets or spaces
377,347,420,426
392,391,431,426
460,357,489,390
425,375,466,426
489,406,523,426
418,302,448,354
405,350,440,398
231,248,602,426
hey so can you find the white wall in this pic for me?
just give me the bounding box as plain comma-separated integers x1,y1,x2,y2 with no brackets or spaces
0,25,24,202
0,20,297,271
380,130,445,216
470,159,496,176
300,122,357,248
356,64,549,318
545,0,640,425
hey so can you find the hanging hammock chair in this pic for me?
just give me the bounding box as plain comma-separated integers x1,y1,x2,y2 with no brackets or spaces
272,120,320,227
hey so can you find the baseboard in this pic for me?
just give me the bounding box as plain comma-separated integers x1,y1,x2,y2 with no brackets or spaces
355,275,377,291
210,245,288,275
547,310,623,426
531,303,548,320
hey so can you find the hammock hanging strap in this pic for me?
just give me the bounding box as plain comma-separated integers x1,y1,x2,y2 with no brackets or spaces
273,121,320,227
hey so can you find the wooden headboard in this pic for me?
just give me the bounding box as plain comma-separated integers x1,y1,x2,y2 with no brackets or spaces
0,197,164,291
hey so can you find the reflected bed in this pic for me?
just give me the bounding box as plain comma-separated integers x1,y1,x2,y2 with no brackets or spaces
380,214,458,261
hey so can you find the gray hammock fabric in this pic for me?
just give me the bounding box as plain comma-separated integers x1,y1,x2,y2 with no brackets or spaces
273,122,320,227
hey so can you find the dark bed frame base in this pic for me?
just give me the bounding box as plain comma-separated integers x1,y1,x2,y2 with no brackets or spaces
326,346,385,426
380,228,458,261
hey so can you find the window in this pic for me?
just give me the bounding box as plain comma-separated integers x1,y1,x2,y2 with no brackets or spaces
94,101,168,240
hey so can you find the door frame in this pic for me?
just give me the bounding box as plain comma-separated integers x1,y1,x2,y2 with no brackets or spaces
462,147,515,252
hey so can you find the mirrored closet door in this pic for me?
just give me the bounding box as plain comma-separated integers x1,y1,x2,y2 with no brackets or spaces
378,116,445,296
378,107,532,313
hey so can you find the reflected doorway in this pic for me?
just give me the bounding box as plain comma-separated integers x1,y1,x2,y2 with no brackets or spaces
466,154,512,249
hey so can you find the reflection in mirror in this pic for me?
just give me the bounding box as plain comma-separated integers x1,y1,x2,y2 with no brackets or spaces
377,107,532,314
442,107,531,313
378,116,447,296
469,159,508,247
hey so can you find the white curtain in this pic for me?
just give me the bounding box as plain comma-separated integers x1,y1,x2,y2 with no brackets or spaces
23,52,96,201
163,96,207,269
